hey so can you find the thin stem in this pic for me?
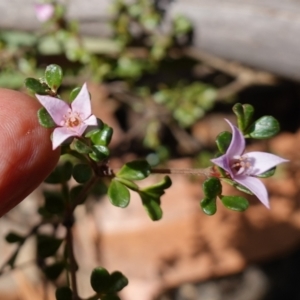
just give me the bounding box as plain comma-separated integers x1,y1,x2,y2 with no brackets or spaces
66,225,79,300
109,167,212,177
71,176,98,211
150,167,211,176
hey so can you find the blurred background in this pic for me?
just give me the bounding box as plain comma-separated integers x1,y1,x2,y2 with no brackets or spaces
1,0,300,299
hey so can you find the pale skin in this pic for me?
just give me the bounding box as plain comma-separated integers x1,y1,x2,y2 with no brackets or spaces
0,89,60,216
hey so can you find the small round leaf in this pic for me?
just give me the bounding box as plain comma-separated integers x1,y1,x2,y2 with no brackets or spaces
90,267,110,293
108,271,129,292
108,179,130,208
44,262,65,280
203,177,222,198
37,107,56,128
43,191,64,214
139,191,162,221
243,104,254,129
55,287,73,300
45,64,63,92
248,116,280,139
257,167,276,178
25,78,48,94
200,197,217,215
69,87,81,102
215,131,232,154
72,164,93,183
117,160,151,181
91,124,114,146
220,195,249,211
89,145,110,162
5,232,25,244
37,235,63,258
70,139,93,154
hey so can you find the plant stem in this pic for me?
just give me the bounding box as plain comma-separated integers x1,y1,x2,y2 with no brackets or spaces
66,223,79,300
71,176,98,211
150,167,211,176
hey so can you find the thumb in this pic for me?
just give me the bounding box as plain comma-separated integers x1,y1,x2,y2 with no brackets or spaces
0,88,60,216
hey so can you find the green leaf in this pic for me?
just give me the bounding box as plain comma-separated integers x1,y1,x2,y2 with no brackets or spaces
233,103,255,132
89,145,110,162
90,267,111,293
215,131,232,154
72,164,93,183
117,160,151,181
37,107,56,128
203,177,222,198
70,139,93,154
5,232,25,244
142,176,172,194
247,116,280,139
25,78,48,94
90,124,113,146
257,167,276,178
242,104,254,129
222,178,253,195
45,64,63,92
44,262,65,280
108,271,129,292
232,103,245,130
69,87,81,102
115,177,139,191
108,179,130,208
139,191,162,221
37,235,63,258
200,197,217,215
44,161,73,184
43,191,64,214
220,195,249,211
69,185,86,205
55,287,73,300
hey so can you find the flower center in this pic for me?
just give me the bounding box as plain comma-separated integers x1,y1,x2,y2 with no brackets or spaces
61,109,82,129
231,155,253,176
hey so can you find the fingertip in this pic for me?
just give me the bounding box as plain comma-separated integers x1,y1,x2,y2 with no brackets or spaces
0,88,60,216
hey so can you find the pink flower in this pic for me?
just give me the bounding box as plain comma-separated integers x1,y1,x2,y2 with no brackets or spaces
34,3,54,22
211,119,289,208
36,83,98,150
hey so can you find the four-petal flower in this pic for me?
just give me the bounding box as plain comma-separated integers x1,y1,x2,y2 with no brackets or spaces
211,119,289,208
36,83,98,149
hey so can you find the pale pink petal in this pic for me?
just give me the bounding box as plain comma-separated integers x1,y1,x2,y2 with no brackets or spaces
225,119,245,158
71,83,92,120
84,115,98,126
74,124,89,136
34,4,54,22
52,127,76,150
211,155,233,177
36,94,70,125
234,176,270,208
246,151,289,176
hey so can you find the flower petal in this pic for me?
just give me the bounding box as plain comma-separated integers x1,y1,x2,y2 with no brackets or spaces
36,94,70,125
245,151,289,176
234,176,270,208
84,115,98,126
224,119,245,158
52,127,76,150
211,154,233,176
34,4,54,22
71,83,92,120
74,124,89,136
